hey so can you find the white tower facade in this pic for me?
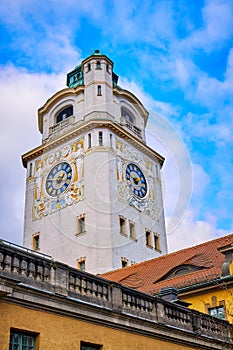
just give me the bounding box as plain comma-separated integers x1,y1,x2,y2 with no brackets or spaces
22,50,168,274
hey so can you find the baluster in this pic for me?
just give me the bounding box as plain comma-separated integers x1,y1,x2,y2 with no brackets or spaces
36,264,43,282
44,265,50,282
75,275,81,293
92,281,97,297
28,261,35,278
0,252,4,270
122,292,127,305
86,279,92,295
69,274,75,291
20,259,28,277
4,254,12,272
12,256,20,274
80,277,86,294
102,285,108,300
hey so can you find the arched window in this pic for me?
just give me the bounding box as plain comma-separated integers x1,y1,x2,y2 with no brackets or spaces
56,106,73,124
121,107,135,124
96,61,101,69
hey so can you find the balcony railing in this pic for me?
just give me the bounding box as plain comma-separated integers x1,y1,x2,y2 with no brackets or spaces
120,117,142,138
49,116,75,136
0,239,232,344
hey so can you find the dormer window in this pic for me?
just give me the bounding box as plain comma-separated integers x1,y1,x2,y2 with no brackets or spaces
96,61,101,69
56,106,73,124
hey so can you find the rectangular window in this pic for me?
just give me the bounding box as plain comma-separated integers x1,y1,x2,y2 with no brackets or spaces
88,133,92,148
97,85,102,96
154,233,160,250
81,341,102,350
96,61,101,69
121,257,128,268
77,258,86,271
110,133,113,148
146,230,152,247
77,215,85,235
32,233,40,251
129,221,136,240
119,216,126,235
209,306,225,319
155,164,159,178
99,131,103,146
29,163,33,177
9,330,36,350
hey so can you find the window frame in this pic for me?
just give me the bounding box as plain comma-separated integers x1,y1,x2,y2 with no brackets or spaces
154,233,160,251
88,133,92,148
121,257,128,268
96,61,101,69
97,85,102,96
208,305,225,319
129,221,136,240
119,216,127,236
81,341,102,350
98,131,103,146
77,257,86,271
32,232,40,251
56,105,73,124
145,230,153,248
9,329,37,350
76,214,86,235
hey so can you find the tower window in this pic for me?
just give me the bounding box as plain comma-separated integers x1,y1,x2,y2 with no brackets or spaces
121,257,128,268
29,162,33,177
129,221,136,240
106,63,109,73
96,61,101,69
146,230,152,247
110,133,113,148
155,164,159,178
87,63,91,71
154,233,160,250
88,133,92,148
119,216,126,235
32,233,40,251
97,85,102,96
77,214,86,235
9,330,37,350
56,105,73,124
77,257,86,271
99,131,103,146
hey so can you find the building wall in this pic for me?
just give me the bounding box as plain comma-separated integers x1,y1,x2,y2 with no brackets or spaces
0,302,211,350
181,284,233,324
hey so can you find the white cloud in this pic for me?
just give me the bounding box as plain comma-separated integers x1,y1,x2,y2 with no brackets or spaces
167,209,223,252
179,0,233,52
0,65,64,244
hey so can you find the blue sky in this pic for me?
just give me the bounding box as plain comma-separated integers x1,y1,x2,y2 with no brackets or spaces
0,0,233,252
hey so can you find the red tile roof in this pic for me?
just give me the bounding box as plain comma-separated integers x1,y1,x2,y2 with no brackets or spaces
101,234,233,295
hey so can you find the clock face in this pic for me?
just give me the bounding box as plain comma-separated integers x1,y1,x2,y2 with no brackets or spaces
45,162,72,197
125,163,147,198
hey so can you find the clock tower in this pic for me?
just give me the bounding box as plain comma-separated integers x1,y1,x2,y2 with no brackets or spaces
22,50,168,274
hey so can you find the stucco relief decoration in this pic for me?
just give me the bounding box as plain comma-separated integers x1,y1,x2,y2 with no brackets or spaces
116,139,158,220
33,139,85,220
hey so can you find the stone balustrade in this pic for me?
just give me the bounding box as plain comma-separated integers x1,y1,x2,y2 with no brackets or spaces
0,239,232,344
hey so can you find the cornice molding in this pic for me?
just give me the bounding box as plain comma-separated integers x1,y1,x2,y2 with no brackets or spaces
22,120,165,168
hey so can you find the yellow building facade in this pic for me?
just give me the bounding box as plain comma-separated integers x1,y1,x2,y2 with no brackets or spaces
1,240,232,350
